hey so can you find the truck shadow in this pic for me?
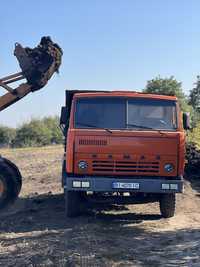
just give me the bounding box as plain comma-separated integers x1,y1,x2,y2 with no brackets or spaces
95,212,161,223
0,193,199,266
0,193,161,233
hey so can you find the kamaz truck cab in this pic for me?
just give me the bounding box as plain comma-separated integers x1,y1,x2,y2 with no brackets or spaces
60,90,189,218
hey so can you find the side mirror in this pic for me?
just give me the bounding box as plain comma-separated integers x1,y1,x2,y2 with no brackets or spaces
60,106,68,125
183,112,191,130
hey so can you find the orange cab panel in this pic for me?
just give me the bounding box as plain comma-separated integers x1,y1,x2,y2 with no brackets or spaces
73,133,178,177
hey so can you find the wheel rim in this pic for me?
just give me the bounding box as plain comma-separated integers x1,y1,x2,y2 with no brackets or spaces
0,179,5,197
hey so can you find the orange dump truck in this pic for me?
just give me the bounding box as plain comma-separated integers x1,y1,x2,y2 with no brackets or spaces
60,90,190,218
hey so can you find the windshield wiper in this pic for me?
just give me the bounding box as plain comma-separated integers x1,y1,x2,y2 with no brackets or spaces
127,123,167,135
126,123,154,130
76,122,112,133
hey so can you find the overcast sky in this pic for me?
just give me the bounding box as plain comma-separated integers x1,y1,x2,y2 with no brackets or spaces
0,0,200,126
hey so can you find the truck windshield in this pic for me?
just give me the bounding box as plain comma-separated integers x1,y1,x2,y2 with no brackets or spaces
75,97,177,131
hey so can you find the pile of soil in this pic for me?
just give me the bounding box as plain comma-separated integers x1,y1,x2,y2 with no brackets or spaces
14,36,63,90
185,142,200,177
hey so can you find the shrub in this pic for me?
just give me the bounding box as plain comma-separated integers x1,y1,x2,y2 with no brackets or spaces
187,122,200,148
13,116,62,148
0,126,16,147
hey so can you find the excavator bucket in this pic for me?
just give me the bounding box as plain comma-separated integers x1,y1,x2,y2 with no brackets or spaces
14,36,63,91
0,36,63,111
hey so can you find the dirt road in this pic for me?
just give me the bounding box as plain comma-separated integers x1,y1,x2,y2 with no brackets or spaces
0,146,199,267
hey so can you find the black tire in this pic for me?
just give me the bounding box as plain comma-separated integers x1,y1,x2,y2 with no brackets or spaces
65,190,81,217
0,161,22,209
0,174,10,209
159,194,176,218
3,159,22,197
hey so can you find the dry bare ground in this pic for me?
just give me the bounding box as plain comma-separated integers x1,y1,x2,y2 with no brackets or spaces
0,145,199,267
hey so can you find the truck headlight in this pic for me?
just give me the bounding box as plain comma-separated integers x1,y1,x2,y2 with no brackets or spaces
164,163,174,173
78,160,88,170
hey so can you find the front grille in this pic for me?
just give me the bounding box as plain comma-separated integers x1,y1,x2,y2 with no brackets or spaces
79,139,107,146
92,160,159,173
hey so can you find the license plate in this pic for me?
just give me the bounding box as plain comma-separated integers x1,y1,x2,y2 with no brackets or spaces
112,182,140,189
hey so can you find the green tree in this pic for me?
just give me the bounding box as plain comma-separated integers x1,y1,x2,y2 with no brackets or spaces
42,116,63,144
143,76,189,111
12,116,63,148
14,119,52,147
0,126,16,147
188,121,200,148
189,76,200,111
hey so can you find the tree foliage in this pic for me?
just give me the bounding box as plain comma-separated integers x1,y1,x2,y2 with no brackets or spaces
189,76,200,112
13,120,51,147
0,116,62,148
188,121,200,148
42,116,63,144
0,126,16,147
143,76,189,111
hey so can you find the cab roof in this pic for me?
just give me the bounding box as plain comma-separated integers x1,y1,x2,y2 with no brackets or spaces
73,91,178,101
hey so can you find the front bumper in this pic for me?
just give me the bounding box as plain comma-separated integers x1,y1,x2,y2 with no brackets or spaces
64,176,183,194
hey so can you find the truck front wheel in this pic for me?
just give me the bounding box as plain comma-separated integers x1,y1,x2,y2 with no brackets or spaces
159,194,176,218
65,190,81,217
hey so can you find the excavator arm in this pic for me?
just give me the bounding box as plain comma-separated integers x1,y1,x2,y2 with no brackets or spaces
0,36,63,112
0,72,31,111
0,37,63,210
